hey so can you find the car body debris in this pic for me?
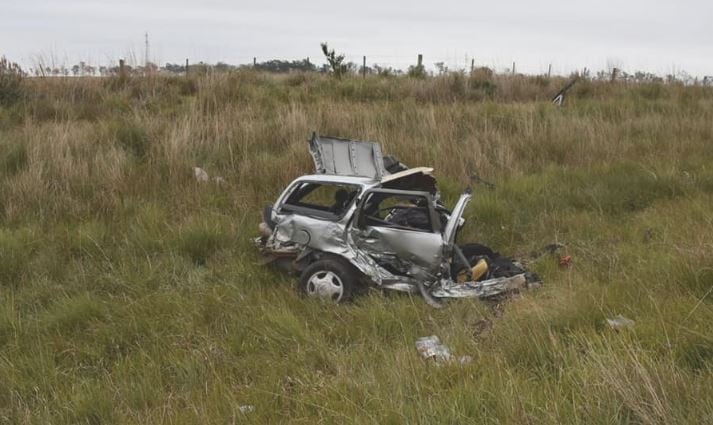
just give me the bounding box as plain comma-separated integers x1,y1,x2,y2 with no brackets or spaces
255,133,541,306
194,166,210,182
239,405,255,414
415,335,472,365
606,315,635,330
193,166,226,185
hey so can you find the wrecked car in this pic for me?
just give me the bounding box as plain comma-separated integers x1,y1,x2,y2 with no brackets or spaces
255,133,540,306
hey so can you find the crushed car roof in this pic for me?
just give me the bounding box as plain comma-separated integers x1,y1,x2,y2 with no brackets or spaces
291,174,382,188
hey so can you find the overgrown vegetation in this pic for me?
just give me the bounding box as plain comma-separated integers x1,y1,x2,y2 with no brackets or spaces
0,70,712,423
320,43,347,78
0,57,24,106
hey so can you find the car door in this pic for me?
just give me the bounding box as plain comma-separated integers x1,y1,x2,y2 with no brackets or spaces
350,188,444,271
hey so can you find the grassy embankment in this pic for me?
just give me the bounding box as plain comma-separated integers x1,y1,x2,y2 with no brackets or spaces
1,71,712,423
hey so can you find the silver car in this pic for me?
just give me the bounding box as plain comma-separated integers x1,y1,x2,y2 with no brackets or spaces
256,133,539,306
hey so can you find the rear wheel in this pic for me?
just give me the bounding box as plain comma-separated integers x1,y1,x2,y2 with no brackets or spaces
299,259,358,303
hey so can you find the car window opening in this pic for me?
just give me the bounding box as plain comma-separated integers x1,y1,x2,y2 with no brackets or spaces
283,182,360,218
362,193,434,232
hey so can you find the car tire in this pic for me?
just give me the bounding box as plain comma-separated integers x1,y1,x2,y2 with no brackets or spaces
459,243,497,261
299,259,358,303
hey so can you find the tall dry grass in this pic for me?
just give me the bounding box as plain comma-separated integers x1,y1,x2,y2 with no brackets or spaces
0,71,712,423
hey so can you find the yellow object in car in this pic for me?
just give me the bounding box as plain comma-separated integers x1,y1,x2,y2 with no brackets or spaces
457,258,489,283
472,258,488,281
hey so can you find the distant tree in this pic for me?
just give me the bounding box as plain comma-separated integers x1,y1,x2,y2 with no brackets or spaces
320,43,347,78
254,58,316,73
373,64,401,77
213,62,234,73
163,63,185,74
407,60,426,79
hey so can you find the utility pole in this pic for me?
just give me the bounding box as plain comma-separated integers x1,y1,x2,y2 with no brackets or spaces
144,32,150,68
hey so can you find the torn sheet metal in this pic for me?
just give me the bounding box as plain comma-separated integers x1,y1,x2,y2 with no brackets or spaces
430,274,528,299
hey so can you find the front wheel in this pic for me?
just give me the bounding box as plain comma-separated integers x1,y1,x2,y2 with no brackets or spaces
299,259,358,303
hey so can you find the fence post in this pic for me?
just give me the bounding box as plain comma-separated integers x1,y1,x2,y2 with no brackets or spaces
470,58,474,74
547,63,552,78
417,54,423,68
253,57,256,67
119,58,126,80
185,58,189,76
512,62,516,75
362,56,366,78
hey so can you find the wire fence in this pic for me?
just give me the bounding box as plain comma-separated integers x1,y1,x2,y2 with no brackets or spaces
18,52,713,85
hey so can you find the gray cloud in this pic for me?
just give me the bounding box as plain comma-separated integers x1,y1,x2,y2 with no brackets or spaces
2,1,711,76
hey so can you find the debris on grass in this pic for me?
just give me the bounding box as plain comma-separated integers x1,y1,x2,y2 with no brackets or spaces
194,167,226,185
415,335,472,365
416,335,452,362
239,405,255,414
559,255,572,268
606,315,635,330
194,166,209,182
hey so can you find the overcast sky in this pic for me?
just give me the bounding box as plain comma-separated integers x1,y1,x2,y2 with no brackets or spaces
2,0,712,76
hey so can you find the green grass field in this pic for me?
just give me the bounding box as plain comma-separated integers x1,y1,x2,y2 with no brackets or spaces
1,71,712,424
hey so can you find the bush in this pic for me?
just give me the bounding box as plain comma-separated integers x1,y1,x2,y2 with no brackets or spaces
0,56,24,106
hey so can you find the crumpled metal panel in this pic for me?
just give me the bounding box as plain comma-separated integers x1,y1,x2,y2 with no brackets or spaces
430,274,527,298
309,133,386,180
269,211,401,285
351,226,444,270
